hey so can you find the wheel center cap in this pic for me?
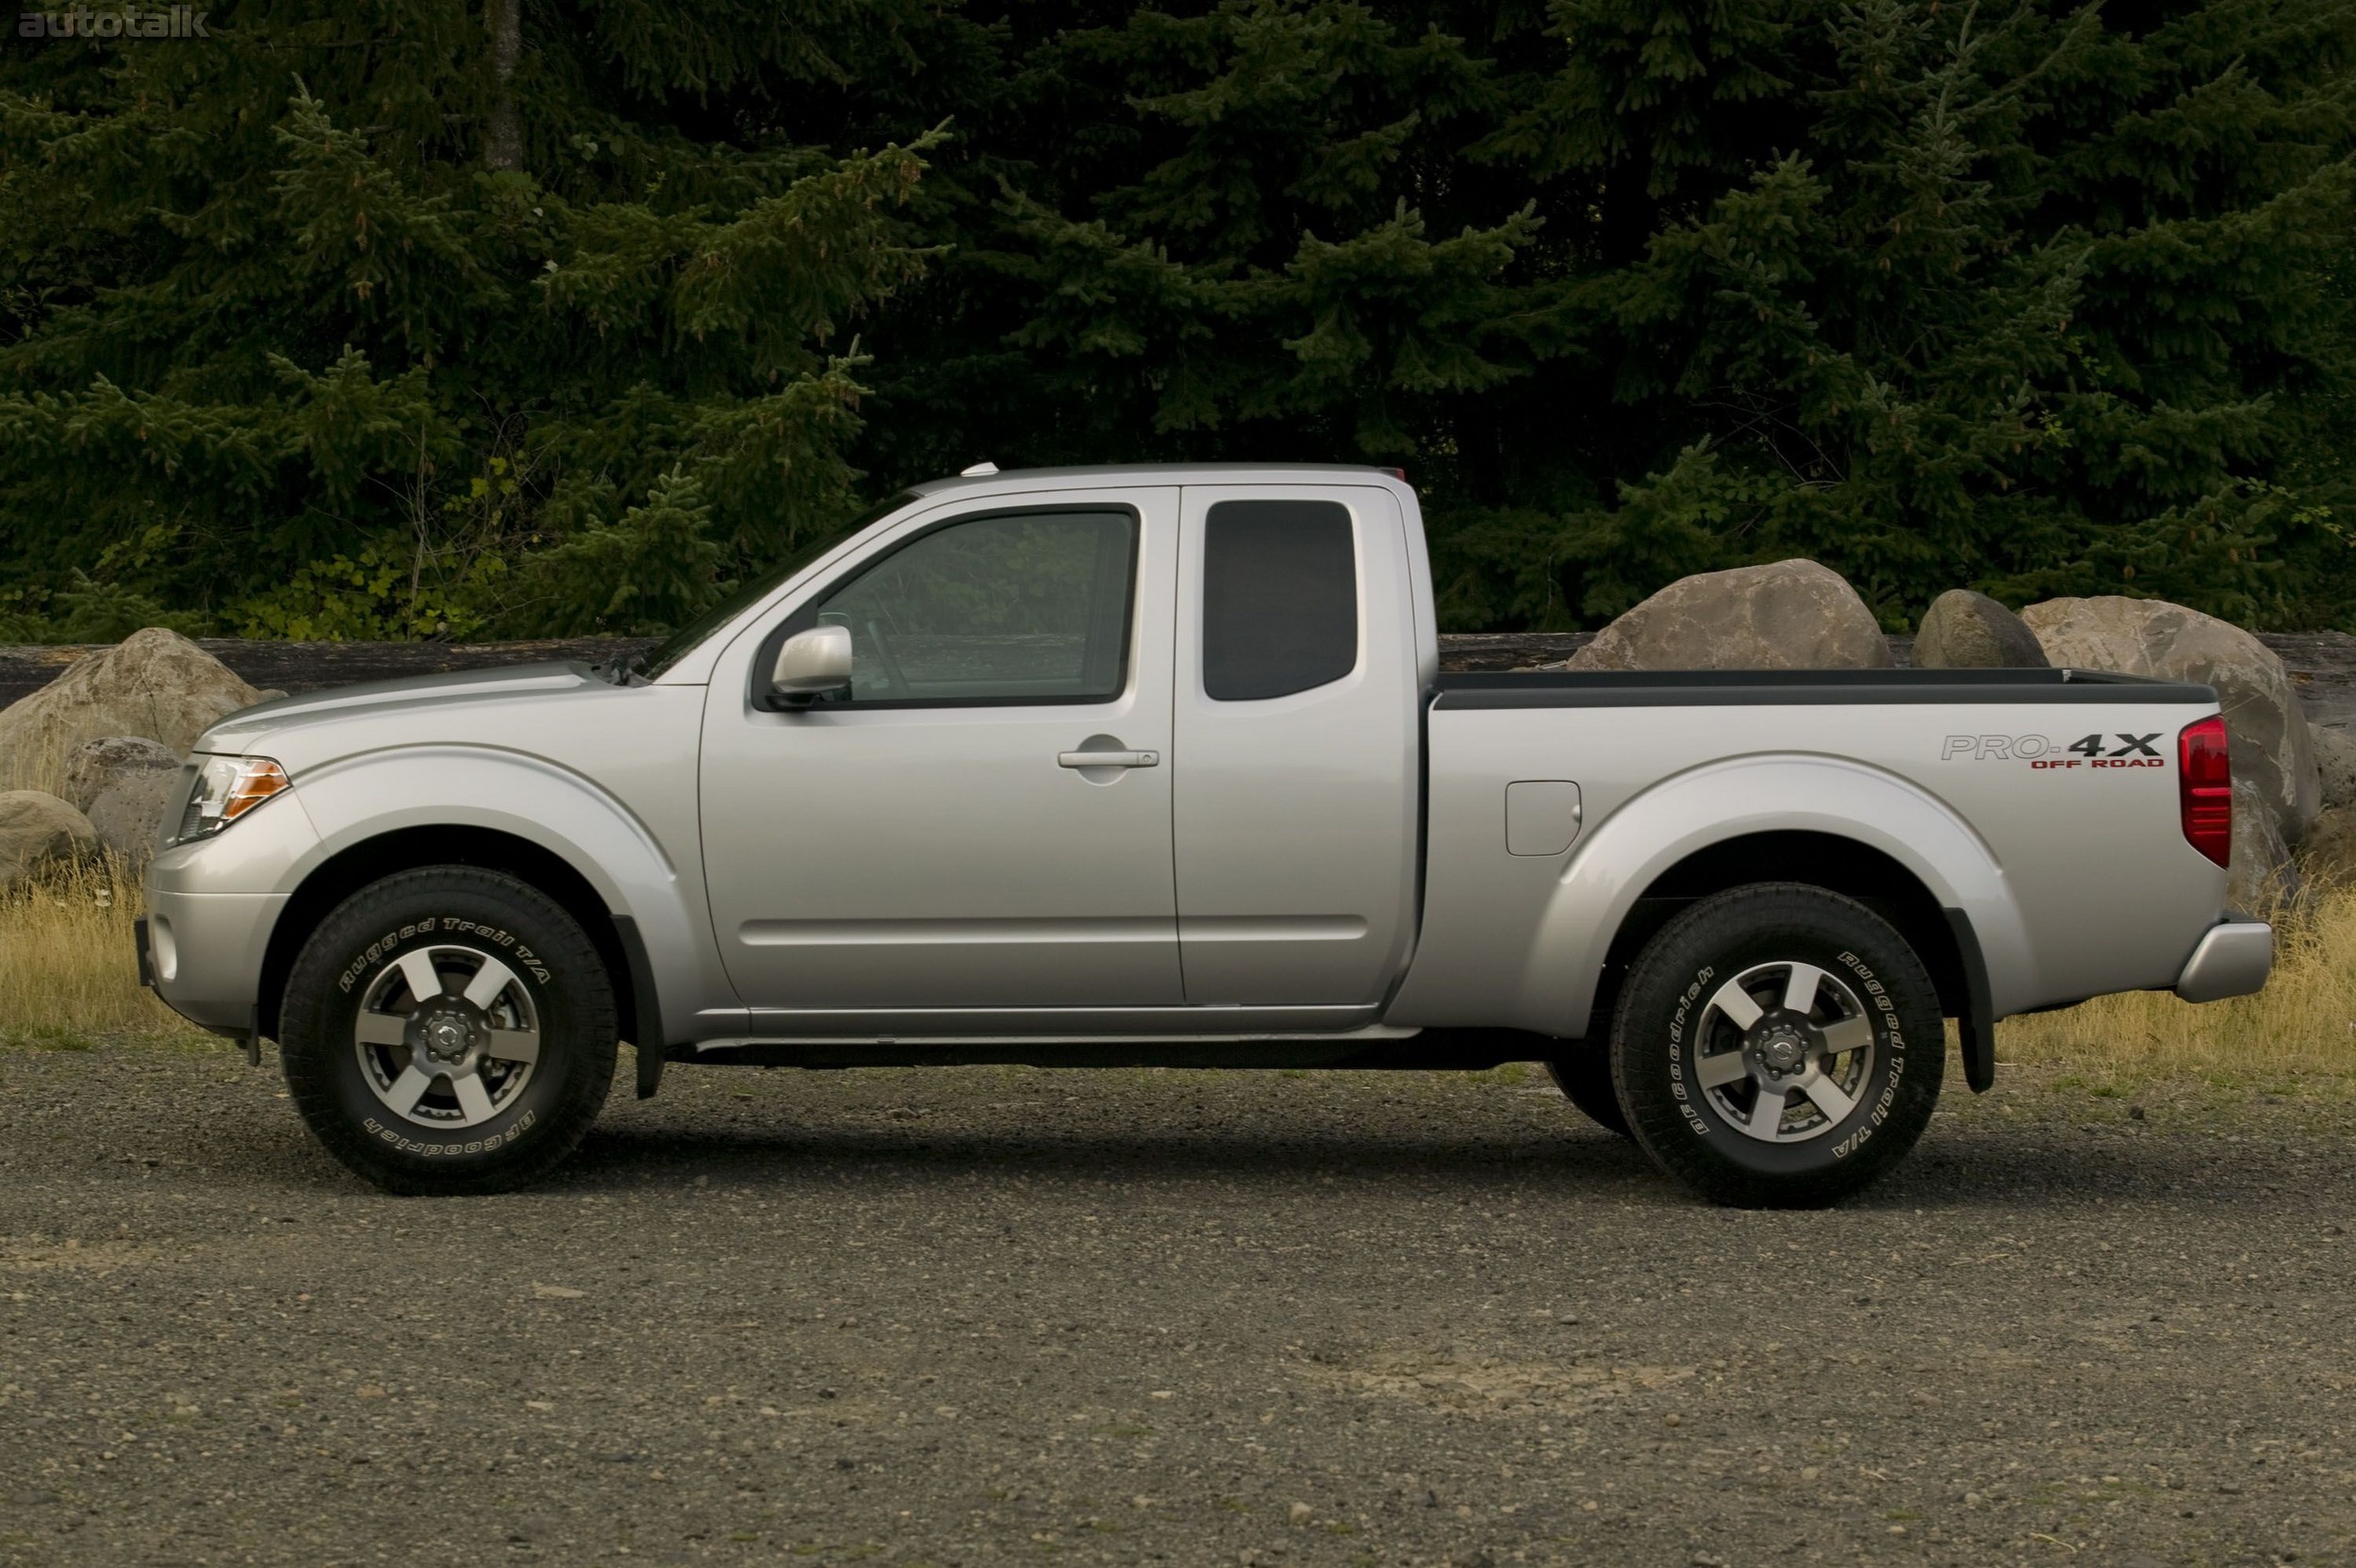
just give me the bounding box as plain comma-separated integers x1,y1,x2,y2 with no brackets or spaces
1755,1025,1808,1073
422,1015,473,1062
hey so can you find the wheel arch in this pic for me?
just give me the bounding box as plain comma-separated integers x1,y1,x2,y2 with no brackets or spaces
255,826,648,1059
1589,830,1973,1032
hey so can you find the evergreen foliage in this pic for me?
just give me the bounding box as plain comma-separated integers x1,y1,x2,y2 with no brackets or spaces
4,0,2352,636
0,1,941,635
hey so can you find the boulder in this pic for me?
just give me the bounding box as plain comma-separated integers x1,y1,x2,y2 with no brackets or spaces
0,789,97,889
2230,778,2298,908
1912,589,2049,669
1569,559,1893,671
87,769,185,868
2313,724,2356,813
2018,596,2321,846
0,629,260,795
2298,801,2356,888
61,734,181,813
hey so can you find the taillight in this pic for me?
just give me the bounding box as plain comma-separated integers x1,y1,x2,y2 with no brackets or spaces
2179,716,2232,867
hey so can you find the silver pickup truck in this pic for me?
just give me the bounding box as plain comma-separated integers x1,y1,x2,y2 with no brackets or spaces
140,464,2272,1205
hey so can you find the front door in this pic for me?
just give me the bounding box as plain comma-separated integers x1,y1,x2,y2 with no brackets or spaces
699,487,1182,1019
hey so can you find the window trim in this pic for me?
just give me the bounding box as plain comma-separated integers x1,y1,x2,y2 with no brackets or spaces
750,502,1145,713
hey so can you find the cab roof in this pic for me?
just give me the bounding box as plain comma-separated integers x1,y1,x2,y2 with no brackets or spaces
906,462,1410,497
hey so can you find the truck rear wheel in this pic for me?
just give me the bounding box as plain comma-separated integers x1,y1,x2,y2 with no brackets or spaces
1611,883,1942,1207
278,867,618,1196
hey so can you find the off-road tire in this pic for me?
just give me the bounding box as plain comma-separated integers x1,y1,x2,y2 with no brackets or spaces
279,867,618,1195
1545,1049,1631,1138
1612,883,1943,1208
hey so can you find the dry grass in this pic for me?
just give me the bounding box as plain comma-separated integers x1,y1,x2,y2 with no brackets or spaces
0,854,204,1048
0,724,77,799
4,857,2354,1089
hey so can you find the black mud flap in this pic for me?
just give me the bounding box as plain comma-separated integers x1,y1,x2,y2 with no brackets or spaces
1943,908,1998,1094
613,915,666,1099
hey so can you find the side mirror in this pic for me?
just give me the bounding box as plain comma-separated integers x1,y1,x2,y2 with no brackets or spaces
767,624,853,706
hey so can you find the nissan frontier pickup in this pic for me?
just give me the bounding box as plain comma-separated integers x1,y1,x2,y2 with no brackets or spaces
139,465,2273,1205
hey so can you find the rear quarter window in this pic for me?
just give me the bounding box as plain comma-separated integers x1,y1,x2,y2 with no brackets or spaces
1201,499,1359,701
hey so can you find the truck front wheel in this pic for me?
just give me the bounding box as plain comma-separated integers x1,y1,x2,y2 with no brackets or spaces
1612,883,1943,1207
278,867,618,1196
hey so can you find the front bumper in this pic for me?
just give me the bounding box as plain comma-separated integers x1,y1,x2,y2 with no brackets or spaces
141,888,287,1034
140,781,320,1041
2173,919,2273,1003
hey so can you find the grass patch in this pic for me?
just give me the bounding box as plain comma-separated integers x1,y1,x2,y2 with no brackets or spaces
0,854,209,1047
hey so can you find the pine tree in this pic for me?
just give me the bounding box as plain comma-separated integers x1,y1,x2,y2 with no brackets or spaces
1456,0,2356,629
839,0,2356,630
0,0,945,634
4,0,2352,635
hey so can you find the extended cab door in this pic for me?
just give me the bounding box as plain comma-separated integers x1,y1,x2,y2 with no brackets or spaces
699,487,1182,1016
1171,485,1422,1005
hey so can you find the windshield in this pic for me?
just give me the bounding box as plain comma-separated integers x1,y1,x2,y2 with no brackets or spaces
636,491,920,680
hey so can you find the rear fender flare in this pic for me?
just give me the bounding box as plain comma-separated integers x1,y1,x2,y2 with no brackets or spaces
1516,755,2035,1038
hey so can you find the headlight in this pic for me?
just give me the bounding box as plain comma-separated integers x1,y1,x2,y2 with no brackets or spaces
175,755,290,843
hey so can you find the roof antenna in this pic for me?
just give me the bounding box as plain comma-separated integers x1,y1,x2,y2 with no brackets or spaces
960,460,999,477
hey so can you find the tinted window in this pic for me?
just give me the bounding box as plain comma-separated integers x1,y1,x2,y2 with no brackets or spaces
1202,500,1359,701
806,509,1137,704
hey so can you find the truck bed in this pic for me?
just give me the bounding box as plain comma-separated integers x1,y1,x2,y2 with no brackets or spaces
1392,665,2229,1038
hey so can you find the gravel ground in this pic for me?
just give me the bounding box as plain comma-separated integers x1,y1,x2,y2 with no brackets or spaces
2,1044,2350,1568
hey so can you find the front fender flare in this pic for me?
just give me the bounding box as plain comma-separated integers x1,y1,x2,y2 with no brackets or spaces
272,745,729,1050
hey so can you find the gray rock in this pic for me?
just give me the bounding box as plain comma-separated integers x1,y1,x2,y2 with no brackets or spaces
1913,589,2049,669
61,735,180,814
1569,559,1893,671
87,768,185,869
2229,777,2298,909
0,789,97,890
2313,724,2356,812
0,628,260,796
2019,596,2321,847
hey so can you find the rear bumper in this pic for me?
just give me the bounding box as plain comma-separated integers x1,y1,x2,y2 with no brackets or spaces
2174,919,2273,1003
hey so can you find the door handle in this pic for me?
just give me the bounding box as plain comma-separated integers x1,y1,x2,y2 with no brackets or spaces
1059,750,1159,769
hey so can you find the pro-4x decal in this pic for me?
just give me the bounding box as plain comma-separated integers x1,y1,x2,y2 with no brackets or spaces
1939,733,2169,768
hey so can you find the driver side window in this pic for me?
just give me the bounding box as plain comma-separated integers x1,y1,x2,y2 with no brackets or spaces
804,508,1138,706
